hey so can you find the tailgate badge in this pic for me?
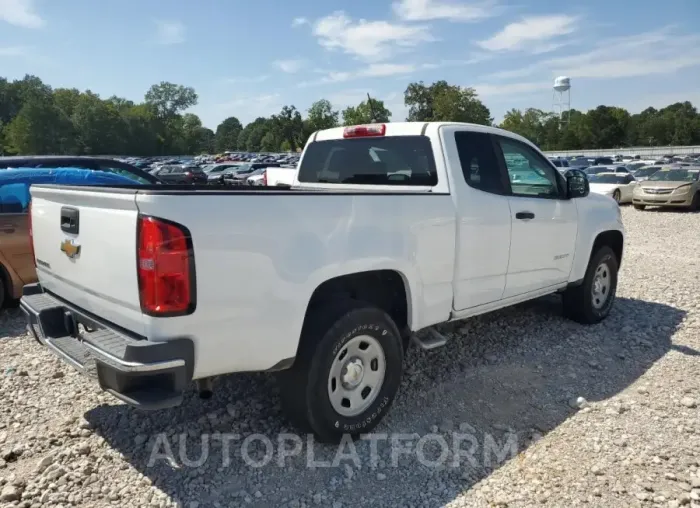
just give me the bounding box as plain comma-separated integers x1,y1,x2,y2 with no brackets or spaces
60,239,81,259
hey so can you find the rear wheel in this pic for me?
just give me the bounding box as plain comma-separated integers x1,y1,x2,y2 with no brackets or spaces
563,246,619,324
277,299,404,443
0,271,5,309
633,204,646,211
612,189,621,203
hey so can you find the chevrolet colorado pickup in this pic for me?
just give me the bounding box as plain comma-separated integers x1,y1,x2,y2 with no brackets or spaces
20,122,624,442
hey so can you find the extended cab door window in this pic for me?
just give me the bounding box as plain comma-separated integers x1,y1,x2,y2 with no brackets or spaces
449,129,511,310
496,137,563,199
454,131,509,195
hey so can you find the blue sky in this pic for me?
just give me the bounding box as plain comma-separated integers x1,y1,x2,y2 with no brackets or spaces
1,0,699,129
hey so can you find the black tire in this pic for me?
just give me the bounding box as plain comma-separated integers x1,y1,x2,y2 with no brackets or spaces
562,246,619,324
612,190,621,203
0,271,5,309
633,204,646,211
690,192,700,212
277,299,404,443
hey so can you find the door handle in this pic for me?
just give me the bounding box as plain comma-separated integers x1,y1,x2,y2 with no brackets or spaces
1,226,15,234
515,212,535,220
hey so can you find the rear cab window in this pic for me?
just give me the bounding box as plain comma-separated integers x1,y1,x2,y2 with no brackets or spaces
297,136,438,187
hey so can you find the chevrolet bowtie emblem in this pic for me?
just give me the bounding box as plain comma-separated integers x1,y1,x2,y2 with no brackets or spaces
60,239,81,259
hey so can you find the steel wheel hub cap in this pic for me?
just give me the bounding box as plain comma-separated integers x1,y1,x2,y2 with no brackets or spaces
591,262,610,309
342,359,365,388
328,335,386,418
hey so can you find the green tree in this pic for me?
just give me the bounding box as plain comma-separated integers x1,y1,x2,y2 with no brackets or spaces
53,88,82,117
272,105,304,151
405,80,492,125
342,98,391,125
144,82,198,118
215,116,243,152
586,106,627,148
306,99,339,132
71,91,124,154
5,94,73,154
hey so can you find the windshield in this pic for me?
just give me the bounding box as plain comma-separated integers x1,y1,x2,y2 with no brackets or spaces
231,164,251,173
588,174,628,184
298,136,437,186
647,169,700,182
634,166,662,177
584,166,610,175
595,158,614,165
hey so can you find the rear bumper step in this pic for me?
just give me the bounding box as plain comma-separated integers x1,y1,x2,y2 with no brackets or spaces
20,284,194,410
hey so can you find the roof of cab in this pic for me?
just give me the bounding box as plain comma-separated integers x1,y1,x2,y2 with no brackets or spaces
312,121,534,146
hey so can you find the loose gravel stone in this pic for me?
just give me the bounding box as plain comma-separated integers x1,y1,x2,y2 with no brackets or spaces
0,206,698,507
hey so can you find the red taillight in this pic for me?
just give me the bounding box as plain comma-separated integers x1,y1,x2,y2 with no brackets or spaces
137,216,195,316
28,200,36,267
343,124,386,138
262,170,267,186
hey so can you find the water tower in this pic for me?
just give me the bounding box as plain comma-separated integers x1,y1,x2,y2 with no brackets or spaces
552,76,571,124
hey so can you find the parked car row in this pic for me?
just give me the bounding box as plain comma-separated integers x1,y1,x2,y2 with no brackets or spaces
544,151,700,211
114,153,300,187
584,166,700,210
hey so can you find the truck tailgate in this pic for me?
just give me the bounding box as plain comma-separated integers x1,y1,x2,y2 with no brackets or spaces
30,186,145,335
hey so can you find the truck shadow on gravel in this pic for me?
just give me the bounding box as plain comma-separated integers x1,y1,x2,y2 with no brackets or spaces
85,296,687,508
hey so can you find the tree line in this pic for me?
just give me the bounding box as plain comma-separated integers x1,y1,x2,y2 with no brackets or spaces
1,74,698,156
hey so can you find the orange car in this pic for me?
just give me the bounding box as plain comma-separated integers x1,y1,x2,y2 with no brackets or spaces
0,201,35,307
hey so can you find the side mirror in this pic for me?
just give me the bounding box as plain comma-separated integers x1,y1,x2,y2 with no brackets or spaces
565,169,589,199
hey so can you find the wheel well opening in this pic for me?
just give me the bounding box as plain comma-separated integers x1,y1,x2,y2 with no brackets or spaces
593,230,623,267
305,269,409,335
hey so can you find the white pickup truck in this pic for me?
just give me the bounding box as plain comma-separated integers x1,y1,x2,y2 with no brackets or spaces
21,122,624,442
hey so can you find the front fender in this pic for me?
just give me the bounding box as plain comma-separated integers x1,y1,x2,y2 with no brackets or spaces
569,195,625,282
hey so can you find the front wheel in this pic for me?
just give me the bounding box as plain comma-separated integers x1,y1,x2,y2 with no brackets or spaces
690,192,700,212
612,190,621,203
562,246,619,324
277,299,404,443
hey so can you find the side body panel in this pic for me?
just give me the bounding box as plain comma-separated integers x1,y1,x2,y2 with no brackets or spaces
135,192,456,378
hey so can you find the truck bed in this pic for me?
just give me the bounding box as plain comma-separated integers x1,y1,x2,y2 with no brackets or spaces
29,183,456,379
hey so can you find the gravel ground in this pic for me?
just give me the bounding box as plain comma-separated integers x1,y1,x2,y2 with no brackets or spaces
1,206,699,508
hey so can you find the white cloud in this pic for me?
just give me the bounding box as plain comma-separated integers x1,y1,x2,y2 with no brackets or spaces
483,27,700,82
222,75,270,84
0,46,27,56
291,17,308,27
478,14,577,52
273,59,304,73
0,0,44,28
155,20,185,45
362,63,417,77
473,81,550,97
312,11,432,61
221,93,281,109
328,88,377,107
393,0,497,22
298,62,417,87
557,55,700,79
